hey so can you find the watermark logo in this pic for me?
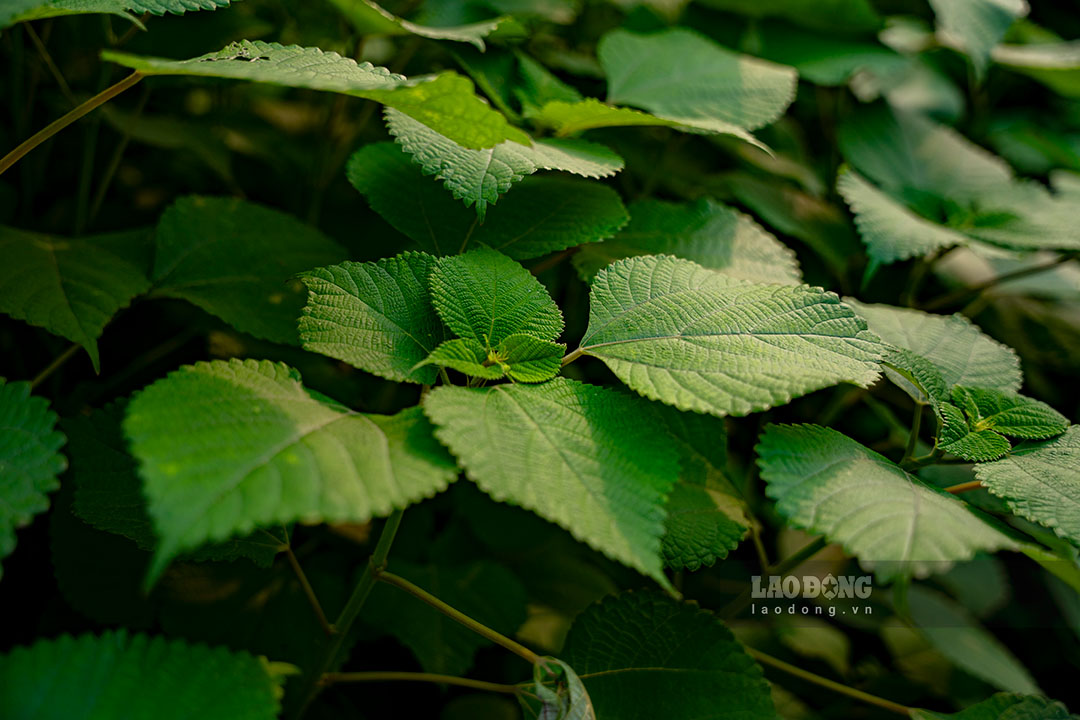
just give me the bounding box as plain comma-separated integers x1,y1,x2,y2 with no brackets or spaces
751,573,872,600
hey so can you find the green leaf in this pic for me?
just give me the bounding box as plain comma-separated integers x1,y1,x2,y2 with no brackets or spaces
0,379,65,579
423,378,680,585
328,0,508,50
530,657,596,720
102,42,526,150
905,585,1039,694
930,0,1028,76
845,299,1022,396
599,29,797,136
124,359,457,585
365,560,527,675
385,109,622,217
348,142,627,257
912,693,1078,720
576,255,881,417
431,248,563,346
573,198,801,285
4,0,230,29
0,631,286,719
532,98,694,135
992,41,1080,99
952,386,1069,439
0,225,151,371
421,335,564,383
560,591,775,720
936,401,1012,462
748,22,906,86
757,424,1018,582
298,253,445,385
152,197,345,346
975,427,1080,547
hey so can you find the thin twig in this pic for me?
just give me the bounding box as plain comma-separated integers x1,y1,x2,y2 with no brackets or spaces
284,544,334,636
923,252,1079,312
321,671,523,695
30,343,81,389
25,24,75,106
944,480,984,494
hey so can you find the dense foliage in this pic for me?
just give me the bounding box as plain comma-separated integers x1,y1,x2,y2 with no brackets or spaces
2,0,1080,717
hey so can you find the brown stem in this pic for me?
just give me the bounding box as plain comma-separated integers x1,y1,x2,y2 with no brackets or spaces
944,480,984,494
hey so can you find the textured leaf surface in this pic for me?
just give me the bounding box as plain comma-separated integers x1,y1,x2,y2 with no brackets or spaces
0,225,151,371
348,143,626,258
846,299,1022,396
975,427,1080,546
0,379,65,579
599,29,797,134
328,0,506,49
912,693,1078,719
124,359,457,583
298,254,444,384
421,335,564,383
0,631,284,720
366,560,527,675
930,0,1028,75
578,255,881,417
561,592,775,720
5,0,230,28
153,197,345,346
937,402,1013,462
103,42,524,149
385,109,621,217
431,248,563,346
573,198,801,285
757,424,1018,581
423,379,680,584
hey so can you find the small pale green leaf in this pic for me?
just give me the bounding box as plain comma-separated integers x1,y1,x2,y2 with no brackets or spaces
5,0,230,29
124,359,457,584
298,253,445,384
153,197,345,346
952,386,1069,439
421,338,505,380
846,299,1022,395
328,0,507,50
757,424,1018,582
102,42,525,149
930,0,1028,76
0,631,285,719
975,427,1080,546
0,225,151,371
431,248,563,345
560,591,775,720
348,142,626,258
419,335,564,383
911,693,1078,720
573,198,801,285
599,29,797,135
531,657,596,720
936,401,1012,462
385,109,622,217
578,255,881,417
366,560,527,675
423,378,680,584
0,379,66,579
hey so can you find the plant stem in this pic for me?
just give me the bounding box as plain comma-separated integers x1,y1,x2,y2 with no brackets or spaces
30,343,80,389
923,251,1079,312
901,403,924,465
944,480,984,494
25,24,75,106
561,347,584,367
746,647,911,716
378,571,541,665
721,537,828,619
900,448,944,472
284,544,334,636
0,70,143,177
320,671,522,696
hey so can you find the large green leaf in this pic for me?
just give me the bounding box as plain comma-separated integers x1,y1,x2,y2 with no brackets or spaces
0,226,151,371
423,379,680,585
124,359,457,584
152,197,345,346
0,379,66,580
298,253,445,384
102,42,526,150
573,198,801,285
431,247,563,346
0,631,286,719
365,560,527,675
929,0,1028,76
384,109,622,218
328,0,510,50
576,255,881,417
560,591,775,720
4,0,230,29
757,424,1018,582
347,143,627,257
912,693,1078,719
845,299,1022,398
599,29,797,136
975,427,1080,547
